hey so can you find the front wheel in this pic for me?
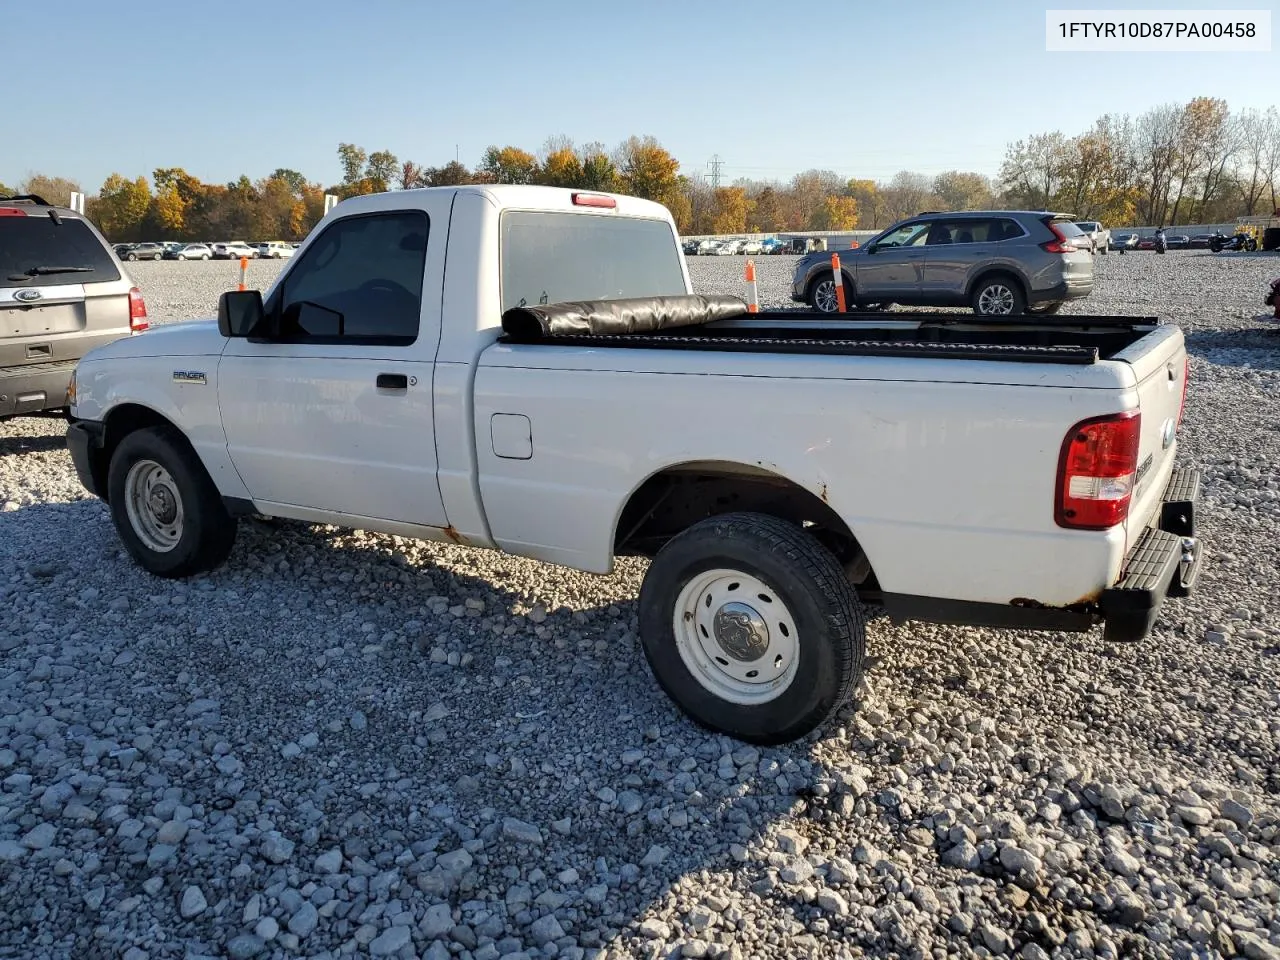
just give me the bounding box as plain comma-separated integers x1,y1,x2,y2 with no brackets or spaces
107,426,238,578
638,512,865,745
127,253,138,261
808,276,851,313
201,254,210,260
971,276,1026,316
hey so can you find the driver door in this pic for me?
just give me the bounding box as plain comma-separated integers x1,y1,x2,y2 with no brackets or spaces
858,220,928,301
217,206,448,528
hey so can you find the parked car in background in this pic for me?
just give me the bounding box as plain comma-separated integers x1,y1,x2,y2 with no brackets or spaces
695,239,718,255
1166,235,1191,249
212,242,258,260
257,241,296,259
740,239,763,256
1189,234,1215,249
1111,233,1140,252
62,184,1200,744
681,239,699,255
716,240,741,256
1,193,147,419
1136,236,1157,251
160,242,184,257
1072,221,1110,255
173,243,212,261
123,242,164,261
792,210,1094,315
760,238,786,255
113,243,134,258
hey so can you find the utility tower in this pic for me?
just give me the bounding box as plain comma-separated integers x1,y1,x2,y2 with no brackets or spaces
709,155,724,190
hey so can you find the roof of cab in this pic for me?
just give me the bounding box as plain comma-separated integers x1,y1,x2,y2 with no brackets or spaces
329,184,674,221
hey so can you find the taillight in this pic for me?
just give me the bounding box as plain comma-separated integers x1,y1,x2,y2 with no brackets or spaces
1177,356,1189,430
129,287,149,332
0,207,28,217
1041,221,1078,254
1055,412,1142,530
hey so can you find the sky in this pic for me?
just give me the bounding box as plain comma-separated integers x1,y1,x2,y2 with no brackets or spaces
4,0,1278,192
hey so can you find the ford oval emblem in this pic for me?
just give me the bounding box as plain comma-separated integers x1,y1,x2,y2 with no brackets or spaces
1161,418,1176,449
13,288,42,303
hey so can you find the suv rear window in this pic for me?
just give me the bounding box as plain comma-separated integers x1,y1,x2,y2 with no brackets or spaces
1,215,121,287
499,212,686,312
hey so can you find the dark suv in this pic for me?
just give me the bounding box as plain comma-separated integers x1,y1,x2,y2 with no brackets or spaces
1,194,148,419
791,210,1095,316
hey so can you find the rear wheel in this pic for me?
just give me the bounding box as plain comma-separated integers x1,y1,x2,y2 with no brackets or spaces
971,275,1026,316
637,512,865,745
107,426,238,578
127,253,137,261
201,254,210,260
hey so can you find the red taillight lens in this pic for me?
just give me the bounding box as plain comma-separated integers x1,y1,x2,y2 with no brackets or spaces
571,192,617,209
129,287,149,331
0,207,28,217
1041,221,1078,254
1055,412,1142,530
1177,356,1189,430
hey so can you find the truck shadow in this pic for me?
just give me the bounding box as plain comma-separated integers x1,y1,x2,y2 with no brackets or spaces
1184,327,1280,370
0,423,69,458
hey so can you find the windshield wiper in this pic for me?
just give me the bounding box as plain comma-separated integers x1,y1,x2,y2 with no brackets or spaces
6,265,93,281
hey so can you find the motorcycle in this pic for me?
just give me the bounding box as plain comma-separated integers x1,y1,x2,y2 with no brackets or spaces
1209,230,1259,253
1154,230,1167,254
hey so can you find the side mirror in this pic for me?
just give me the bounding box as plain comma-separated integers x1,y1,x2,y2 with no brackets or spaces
217,290,265,338
864,242,877,254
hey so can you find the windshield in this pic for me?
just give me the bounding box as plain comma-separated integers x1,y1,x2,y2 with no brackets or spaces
1,216,121,287
499,212,686,311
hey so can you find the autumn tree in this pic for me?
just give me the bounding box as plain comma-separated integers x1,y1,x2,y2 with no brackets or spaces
540,147,584,188
94,174,151,240
879,170,937,223
932,171,995,211
398,161,426,190
0,181,13,197
480,146,539,185
747,185,783,232
578,143,620,192
1236,107,1280,214
708,187,751,234
337,143,368,184
846,179,884,229
366,150,399,192
812,195,859,230
999,133,1068,210
614,136,680,207
424,161,475,186
18,174,82,206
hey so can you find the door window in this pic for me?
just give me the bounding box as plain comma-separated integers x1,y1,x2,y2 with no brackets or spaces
270,210,429,344
874,222,930,248
926,220,1000,245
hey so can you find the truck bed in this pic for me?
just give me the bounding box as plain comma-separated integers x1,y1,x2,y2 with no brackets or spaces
498,299,1161,366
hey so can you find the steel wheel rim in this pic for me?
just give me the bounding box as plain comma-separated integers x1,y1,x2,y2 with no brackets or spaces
813,280,837,312
124,459,184,553
673,568,801,705
978,284,1014,315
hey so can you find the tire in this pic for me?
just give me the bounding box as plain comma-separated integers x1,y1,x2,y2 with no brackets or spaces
807,275,852,314
1026,301,1064,315
201,254,210,260
127,253,137,261
1101,244,1108,255
970,274,1026,316
107,425,238,578
1263,227,1280,252
637,512,865,745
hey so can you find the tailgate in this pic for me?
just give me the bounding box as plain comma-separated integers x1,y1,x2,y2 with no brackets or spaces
0,284,131,369
1117,324,1188,548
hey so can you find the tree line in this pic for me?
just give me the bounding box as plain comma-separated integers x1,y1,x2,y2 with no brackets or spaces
4,97,1277,243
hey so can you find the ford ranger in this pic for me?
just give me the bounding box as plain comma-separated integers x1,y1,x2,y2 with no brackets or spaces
65,185,1203,745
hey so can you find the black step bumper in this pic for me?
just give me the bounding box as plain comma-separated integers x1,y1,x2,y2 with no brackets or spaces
1099,468,1203,643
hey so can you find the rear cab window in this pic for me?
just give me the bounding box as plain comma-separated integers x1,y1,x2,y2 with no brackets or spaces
499,212,686,311
1,214,121,288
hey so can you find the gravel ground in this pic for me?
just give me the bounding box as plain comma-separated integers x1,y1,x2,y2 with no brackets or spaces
1,251,1279,960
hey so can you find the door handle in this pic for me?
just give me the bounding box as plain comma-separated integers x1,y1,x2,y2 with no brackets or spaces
376,373,408,390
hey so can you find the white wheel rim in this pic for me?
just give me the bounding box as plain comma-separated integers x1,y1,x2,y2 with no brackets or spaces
978,284,1014,314
124,459,184,553
813,280,838,312
673,568,801,705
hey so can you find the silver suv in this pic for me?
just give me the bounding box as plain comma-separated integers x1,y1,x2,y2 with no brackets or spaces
1,194,147,420
791,210,1095,316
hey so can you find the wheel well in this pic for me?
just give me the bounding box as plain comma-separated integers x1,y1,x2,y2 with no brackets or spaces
92,404,181,500
968,269,1026,300
808,270,853,300
614,463,879,593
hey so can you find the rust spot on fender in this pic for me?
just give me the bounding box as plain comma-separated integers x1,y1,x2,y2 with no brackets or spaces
819,482,829,504
443,526,468,546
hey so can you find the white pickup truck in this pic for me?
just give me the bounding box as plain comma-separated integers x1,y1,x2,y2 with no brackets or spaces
65,185,1203,745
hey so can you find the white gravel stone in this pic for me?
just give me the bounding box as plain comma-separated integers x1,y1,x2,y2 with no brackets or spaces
179,886,206,919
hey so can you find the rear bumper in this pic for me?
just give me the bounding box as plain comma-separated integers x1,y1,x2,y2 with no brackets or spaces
1098,467,1203,642
66,418,106,499
882,468,1203,640
1033,278,1094,303
0,360,79,418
